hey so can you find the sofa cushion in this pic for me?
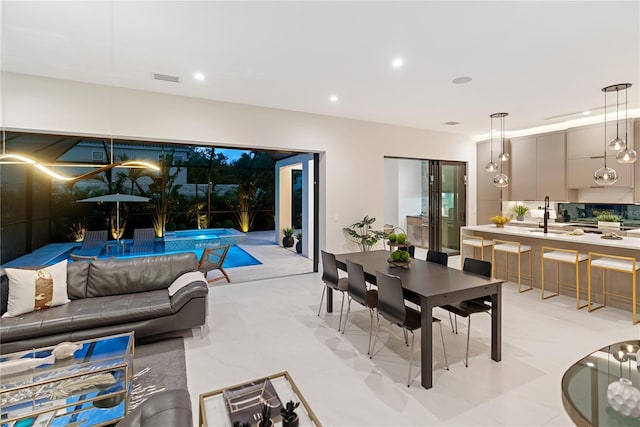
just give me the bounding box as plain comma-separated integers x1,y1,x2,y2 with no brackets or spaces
67,261,91,300
0,290,173,342
3,261,70,317
86,253,198,297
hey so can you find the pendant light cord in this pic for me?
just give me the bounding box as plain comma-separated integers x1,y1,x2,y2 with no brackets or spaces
603,90,607,167
615,88,620,140
489,116,494,161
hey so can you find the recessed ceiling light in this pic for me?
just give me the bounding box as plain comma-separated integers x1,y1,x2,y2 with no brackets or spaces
391,57,404,69
329,95,339,103
452,76,472,84
582,110,591,115
194,72,205,81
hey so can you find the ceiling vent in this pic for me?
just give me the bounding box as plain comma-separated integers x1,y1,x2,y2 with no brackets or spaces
152,73,180,83
444,121,460,126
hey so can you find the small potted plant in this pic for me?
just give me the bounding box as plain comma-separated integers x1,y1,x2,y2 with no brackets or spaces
514,205,529,221
280,400,300,427
295,231,303,254
343,215,386,252
258,403,273,427
597,213,621,229
282,227,295,248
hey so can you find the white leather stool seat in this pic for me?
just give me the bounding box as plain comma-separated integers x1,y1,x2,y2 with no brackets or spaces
591,257,640,272
463,239,494,248
494,243,531,254
543,251,587,263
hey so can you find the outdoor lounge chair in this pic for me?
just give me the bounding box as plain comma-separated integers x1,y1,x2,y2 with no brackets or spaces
72,230,107,257
129,228,156,255
198,244,231,283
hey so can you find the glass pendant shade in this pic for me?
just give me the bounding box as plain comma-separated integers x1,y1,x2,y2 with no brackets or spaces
493,173,509,188
485,161,498,172
498,152,510,162
593,166,618,185
609,137,625,151
616,147,637,164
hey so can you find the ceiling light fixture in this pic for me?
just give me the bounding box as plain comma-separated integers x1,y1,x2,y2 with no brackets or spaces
491,112,509,188
484,114,498,173
194,72,205,81
615,83,636,164
608,84,628,151
594,84,621,185
452,76,472,85
391,57,403,68
329,95,339,103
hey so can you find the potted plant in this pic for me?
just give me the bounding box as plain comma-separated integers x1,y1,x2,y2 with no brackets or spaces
597,213,622,229
282,227,295,247
514,205,529,221
280,400,300,427
258,403,273,427
295,231,303,254
343,215,386,251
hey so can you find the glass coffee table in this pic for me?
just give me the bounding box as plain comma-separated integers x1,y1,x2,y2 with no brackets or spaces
199,371,321,426
562,340,640,427
1,332,134,427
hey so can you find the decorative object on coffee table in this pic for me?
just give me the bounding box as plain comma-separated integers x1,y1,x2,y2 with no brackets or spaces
258,403,273,427
281,400,300,427
607,378,640,418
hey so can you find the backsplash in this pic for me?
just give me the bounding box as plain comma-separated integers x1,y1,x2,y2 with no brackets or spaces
557,203,640,223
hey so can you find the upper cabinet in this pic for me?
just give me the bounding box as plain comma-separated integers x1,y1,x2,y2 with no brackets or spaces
510,131,567,201
476,139,509,223
566,119,635,189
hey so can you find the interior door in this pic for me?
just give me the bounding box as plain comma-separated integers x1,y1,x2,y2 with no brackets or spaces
429,161,467,255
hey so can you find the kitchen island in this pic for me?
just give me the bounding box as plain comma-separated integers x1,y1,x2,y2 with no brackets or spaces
461,224,639,315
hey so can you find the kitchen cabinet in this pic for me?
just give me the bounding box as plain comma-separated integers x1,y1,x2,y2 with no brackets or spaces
568,157,633,188
476,139,509,223
510,131,567,200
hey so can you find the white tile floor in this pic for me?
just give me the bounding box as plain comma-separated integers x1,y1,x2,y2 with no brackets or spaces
185,258,638,426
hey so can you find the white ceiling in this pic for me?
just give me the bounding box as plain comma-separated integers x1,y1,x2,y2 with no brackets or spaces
1,1,639,138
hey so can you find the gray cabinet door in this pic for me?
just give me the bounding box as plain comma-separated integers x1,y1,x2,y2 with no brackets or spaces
536,132,567,200
510,135,537,200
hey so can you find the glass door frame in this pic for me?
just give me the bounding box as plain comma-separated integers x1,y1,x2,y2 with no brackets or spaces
428,160,467,255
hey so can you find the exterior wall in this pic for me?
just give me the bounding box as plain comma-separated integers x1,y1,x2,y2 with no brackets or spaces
2,72,477,254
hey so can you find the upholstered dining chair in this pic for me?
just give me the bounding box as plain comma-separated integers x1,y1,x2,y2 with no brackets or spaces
440,258,493,367
372,271,449,387
318,250,349,331
343,259,378,355
198,244,231,283
426,250,448,266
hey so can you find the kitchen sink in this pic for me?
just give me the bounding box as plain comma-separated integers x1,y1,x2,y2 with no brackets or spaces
527,229,565,235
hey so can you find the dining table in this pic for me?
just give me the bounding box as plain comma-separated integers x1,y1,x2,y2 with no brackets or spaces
333,250,503,389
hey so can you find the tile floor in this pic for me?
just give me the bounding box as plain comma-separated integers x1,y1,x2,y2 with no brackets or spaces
185,257,637,426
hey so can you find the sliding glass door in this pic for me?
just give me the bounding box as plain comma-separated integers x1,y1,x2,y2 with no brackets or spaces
428,160,467,255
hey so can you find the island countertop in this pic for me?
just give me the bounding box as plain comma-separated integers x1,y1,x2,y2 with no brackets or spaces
463,224,640,251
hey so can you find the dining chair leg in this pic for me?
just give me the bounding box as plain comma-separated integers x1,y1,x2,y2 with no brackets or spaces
370,312,381,359
407,329,415,387
448,312,455,333
403,328,409,346
367,308,374,355
317,285,326,317
465,316,471,368
438,322,449,371
342,297,352,335
338,292,346,332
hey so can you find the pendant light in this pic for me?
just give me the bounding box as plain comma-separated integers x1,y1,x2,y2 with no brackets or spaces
484,114,498,172
608,85,625,151
492,112,509,188
594,85,619,185
615,83,636,164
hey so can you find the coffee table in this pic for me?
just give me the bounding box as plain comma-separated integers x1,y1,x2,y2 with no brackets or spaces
199,371,321,426
0,332,134,427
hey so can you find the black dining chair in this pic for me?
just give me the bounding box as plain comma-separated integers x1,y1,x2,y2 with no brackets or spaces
318,250,349,331
440,258,493,367
343,259,378,354
372,271,449,387
426,250,448,266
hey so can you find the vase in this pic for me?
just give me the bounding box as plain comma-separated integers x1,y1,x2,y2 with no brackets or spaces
283,414,299,427
282,237,294,248
607,378,640,418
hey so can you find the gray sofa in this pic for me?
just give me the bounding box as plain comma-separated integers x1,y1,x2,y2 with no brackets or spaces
0,252,208,353
116,389,192,427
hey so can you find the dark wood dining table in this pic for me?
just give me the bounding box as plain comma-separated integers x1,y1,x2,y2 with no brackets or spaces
334,250,503,389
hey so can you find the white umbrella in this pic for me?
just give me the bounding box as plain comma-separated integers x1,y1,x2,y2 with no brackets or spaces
77,193,151,241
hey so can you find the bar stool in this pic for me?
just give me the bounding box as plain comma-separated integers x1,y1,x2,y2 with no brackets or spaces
588,253,639,325
492,239,532,293
461,236,493,265
541,247,588,309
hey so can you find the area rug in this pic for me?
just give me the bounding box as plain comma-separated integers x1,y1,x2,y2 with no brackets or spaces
129,336,187,411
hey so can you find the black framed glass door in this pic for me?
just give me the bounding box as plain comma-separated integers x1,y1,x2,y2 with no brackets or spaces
428,160,467,255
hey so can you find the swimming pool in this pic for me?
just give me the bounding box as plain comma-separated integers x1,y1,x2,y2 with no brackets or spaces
163,228,245,251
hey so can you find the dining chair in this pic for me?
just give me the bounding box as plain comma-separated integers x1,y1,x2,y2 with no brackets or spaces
426,250,448,266
440,258,492,367
372,271,449,387
343,259,378,355
318,250,349,331
198,244,231,283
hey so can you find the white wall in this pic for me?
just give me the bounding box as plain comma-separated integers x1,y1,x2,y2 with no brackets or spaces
2,72,477,254
384,158,422,231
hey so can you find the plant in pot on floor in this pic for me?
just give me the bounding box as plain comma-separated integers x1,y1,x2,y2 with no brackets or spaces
295,231,303,254
282,227,295,247
281,400,300,427
343,215,386,251
514,204,528,221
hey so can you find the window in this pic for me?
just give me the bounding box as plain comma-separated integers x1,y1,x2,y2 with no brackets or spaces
92,151,105,163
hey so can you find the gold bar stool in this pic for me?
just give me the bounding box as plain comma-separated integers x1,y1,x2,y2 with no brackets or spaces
541,247,588,309
492,239,532,293
588,252,639,325
461,235,494,266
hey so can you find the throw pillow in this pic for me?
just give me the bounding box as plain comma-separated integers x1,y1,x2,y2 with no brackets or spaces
2,260,70,317
167,271,206,296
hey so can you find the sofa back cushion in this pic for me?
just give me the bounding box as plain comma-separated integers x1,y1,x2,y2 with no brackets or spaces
86,253,198,297
67,261,91,299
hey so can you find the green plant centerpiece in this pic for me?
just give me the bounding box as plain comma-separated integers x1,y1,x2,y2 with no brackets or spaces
513,205,529,221
282,227,295,248
343,215,386,251
280,400,300,427
295,231,303,254
596,213,621,222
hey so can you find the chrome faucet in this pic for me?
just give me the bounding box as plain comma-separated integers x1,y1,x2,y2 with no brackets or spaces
543,195,550,234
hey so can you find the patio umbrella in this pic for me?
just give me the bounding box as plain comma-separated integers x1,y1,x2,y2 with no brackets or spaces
77,193,151,241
